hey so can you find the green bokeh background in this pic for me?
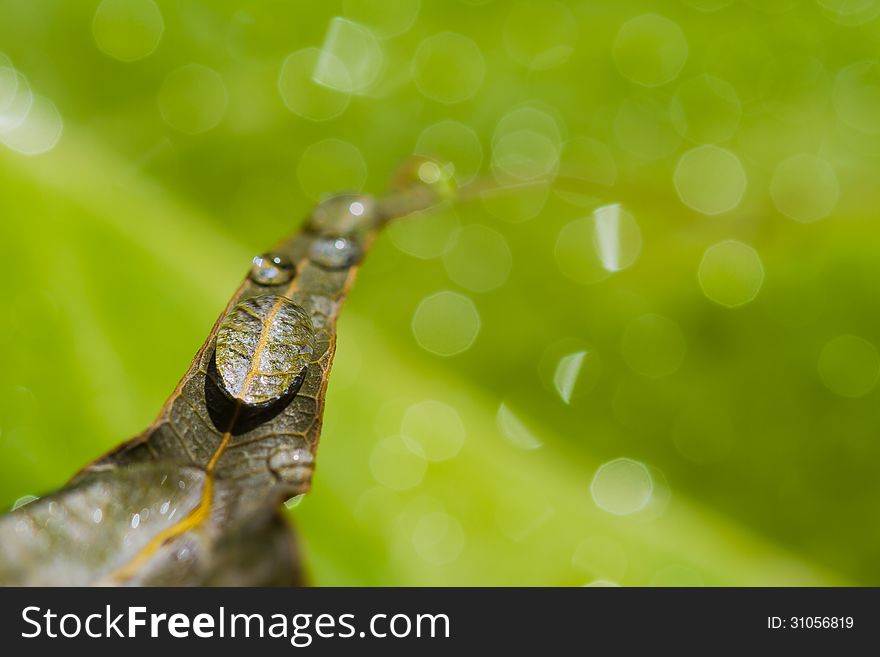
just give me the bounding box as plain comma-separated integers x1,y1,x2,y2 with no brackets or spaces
1,0,879,585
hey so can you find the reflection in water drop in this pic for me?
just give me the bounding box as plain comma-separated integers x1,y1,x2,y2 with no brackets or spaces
309,236,361,269
92,508,103,524
250,252,295,286
590,458,654,516
313,17,383,94
496,402,542,450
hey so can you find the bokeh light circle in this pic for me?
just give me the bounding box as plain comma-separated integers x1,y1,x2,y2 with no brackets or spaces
411,290,481,356
412,32,485,104
698,240,765,308
157,64,228,134
590,458,654,515
613,14,688,87
92,0,164,62
817,334,880,398
769,154,839,223
674,145,747,215
278,48,350,121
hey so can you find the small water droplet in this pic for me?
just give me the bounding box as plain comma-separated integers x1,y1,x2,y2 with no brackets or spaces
284,494,305,509
178,480,185,489
250,252,295,286
11,494,38,511
268,447,315,484
92,508,103,524
309,193,375,236
131,513,140,529
160,500,170,514
309,236,361,269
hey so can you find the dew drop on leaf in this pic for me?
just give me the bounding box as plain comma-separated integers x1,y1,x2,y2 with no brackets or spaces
250,252,295,286
215,295,316,407
308,193,375,236
309,236,361,269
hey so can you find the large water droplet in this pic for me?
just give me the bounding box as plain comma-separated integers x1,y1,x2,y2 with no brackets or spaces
309,194,375,236
309,236,361,269
250,252,295,286
215,295,316,407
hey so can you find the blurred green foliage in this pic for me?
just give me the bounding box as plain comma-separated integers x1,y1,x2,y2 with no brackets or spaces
1,0,879,585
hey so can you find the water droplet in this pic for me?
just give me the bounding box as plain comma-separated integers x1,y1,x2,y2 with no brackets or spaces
698,240,764,308
215,295,316,406
92,508,103,524
613,14,688,87
283,494,305,509
131,513,140,529
674,145,747,215
590,458,654,515
157,64,228,135
268,447,315,484
92,0,164,63
411,290,481,356
250,252,295,286
11,494,38,511
309,236,361,269
160,501,170,515
818,334,880,398
412,32,485,104
496,402,542,450
309,194,376,237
